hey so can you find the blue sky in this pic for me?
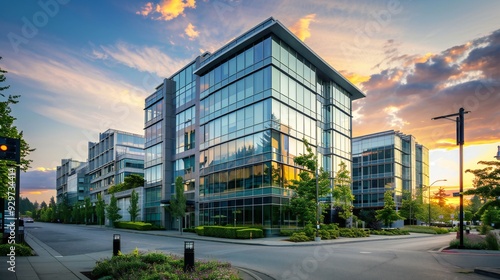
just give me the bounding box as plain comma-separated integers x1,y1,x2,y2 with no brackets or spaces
0,0,499,204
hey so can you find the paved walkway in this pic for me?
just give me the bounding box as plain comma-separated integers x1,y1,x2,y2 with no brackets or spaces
1,227,499,279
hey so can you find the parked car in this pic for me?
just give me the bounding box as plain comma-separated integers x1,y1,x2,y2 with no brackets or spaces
22,217,34,223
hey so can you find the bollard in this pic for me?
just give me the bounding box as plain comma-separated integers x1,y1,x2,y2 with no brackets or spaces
184,241,194,272
113,234,121,256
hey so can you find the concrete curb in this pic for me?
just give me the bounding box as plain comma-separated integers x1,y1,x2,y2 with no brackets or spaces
474,267,500,279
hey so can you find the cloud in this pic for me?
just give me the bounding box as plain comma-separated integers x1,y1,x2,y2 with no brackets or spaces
339,70,371,86
96,42,188,77
35,167,57,172
136,2,154,16
5,46,147,134
353,29,500,149
289,14,316,41
137,0,196,21
184,23,199,40
20,169,56,191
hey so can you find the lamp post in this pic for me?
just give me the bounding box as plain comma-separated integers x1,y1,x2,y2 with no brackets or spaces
427,179,447,226
432,107,469,248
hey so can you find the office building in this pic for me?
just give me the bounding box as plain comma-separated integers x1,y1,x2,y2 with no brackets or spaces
144,17,365,232
56,159,86,205
88,129,145,201
352,130,429,211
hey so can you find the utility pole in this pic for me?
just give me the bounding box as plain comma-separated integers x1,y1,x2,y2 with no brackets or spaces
432,108,469,249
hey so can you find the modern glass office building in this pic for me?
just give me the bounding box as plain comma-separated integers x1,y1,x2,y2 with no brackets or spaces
352,130,429,211
56,159,86,205
88,129,145,202
144,18,365,231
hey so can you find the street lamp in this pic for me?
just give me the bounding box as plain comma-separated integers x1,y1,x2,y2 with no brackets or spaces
432,107,469,248
427,179,447,226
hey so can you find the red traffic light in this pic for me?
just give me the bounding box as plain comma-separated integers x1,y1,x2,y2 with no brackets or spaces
0,137,20,162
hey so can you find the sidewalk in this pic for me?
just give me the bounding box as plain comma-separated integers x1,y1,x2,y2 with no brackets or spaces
1,227,499,279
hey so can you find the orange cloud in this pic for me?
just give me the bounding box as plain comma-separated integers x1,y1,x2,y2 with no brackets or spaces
290,14,316,41
137,0,196,21
136,2,154,16
185,23,199,40
35,167,57,172
340,71,371,86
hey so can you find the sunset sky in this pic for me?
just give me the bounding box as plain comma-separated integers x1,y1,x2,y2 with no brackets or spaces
0,1,499,205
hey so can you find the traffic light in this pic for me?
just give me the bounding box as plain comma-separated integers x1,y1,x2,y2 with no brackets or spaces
0,136,20,162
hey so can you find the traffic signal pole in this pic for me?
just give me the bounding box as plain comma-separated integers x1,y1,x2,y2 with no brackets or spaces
0,137,21,244
432,108,469,249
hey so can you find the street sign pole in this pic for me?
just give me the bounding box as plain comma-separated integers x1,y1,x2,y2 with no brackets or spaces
432,108,469,249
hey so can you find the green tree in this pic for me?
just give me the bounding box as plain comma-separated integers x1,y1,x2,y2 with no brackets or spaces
332,161,354,223
289,139,331,227
465,161,500,201
481,208,500,228
59,196,71,223
108,174,145,194
106,194,122,227
72,202,82,223
169,176,186,234
433,187,449,207
358,209,380,229
0,57,34,198
127,189,140,222
96,193,105,226
400,191,423,225
49,196,59,222
376,190,404,227
466,195,484,221
84,197,93,224
19,197,35,215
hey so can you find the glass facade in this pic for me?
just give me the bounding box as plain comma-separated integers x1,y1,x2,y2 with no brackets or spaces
352,131,429,210
56,159,87,205
144,18,365,231
88,129,145,201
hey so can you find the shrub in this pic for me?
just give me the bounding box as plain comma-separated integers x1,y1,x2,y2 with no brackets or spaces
289,232,311,242
92,250,240,280
183,227,196,233
0,243,34,256
479,224,493,235
303,224,316,239
449,234,488,250
485,232,499,250
114,221,153,231
195,226,205,236
204,226,239,238
405,225,449,234
328,229,339,239
200,226,263,239
236,228,263,239
319,229,330,240
339,228,369,238
280,229,301,236
322,223,340,231
435,227,449,234
370,229,409,235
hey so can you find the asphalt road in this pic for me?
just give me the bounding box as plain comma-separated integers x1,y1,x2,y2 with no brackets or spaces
25,223,499,280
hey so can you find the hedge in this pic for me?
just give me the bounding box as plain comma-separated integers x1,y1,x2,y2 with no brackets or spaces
0,243,34,256
196,226,263,239
195,226,205,236
339,228,369,237
115,221,153,231
236,228,264,239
